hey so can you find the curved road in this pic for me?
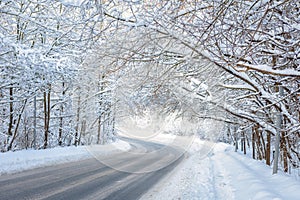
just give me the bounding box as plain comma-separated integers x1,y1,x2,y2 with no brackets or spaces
0,138,186,200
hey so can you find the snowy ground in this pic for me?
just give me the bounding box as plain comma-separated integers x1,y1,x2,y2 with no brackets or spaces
142,135,300,200
1,134,300,200
0,139,131,175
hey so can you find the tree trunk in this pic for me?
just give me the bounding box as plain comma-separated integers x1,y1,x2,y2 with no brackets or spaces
234,128,238,152
252,129,256,159
58,114,63,146
74,94,80,146
281,131,288,172
7,87,14,137
33,95,37,149
58,82,65,146
7,100,27,151
266,131,271,166
97,116,101,144
260,132,266,159
240,130,244,152
43,85,51,149
242,131,246,155
256,134,262,160
79,120,85,145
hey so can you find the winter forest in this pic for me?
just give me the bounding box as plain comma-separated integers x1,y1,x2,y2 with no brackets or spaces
0,0,299,176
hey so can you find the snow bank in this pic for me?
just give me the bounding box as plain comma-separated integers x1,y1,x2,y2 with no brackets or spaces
86,138,132,157
0,146,91,175
219,148,300,200
142,139,300,200
0,139,131,175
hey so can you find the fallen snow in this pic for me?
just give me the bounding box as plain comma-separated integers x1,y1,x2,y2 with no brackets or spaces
0,146,90,175
1,133,299,200
0,139,131,175
142,136,300,200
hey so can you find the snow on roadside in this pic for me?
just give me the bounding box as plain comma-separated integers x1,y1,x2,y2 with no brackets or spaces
86,138,132,158
112,139,132,151
0,146,91,175
141,137,233,200
142,137,300,200
214,146,300,200
0,139,131,175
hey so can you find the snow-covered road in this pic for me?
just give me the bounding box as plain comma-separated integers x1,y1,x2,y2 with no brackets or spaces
0,137,185,200
1,134,300,200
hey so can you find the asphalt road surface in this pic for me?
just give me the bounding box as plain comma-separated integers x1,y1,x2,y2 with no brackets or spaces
0,137,186,200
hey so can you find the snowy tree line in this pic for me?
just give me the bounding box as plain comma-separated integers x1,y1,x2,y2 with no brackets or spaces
99,0,299,174
0,0,299,175
0,0,118,151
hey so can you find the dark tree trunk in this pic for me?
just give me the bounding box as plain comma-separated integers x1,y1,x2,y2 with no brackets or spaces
281,131,288,172
74,95,80,146
58,82,65,146
43,85,51,149
252,129,256,159
7,100,27,151
7,87,14,137
266,131,271,166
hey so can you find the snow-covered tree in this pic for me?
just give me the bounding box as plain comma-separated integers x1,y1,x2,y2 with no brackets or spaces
95,0,299,174
0,0,107,150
